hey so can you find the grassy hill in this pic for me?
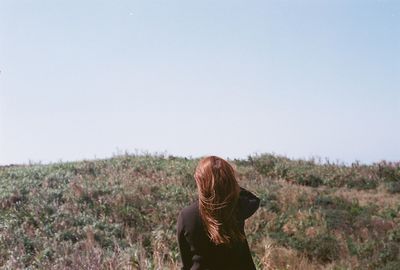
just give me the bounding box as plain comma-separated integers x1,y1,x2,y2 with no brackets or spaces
1,153,399,269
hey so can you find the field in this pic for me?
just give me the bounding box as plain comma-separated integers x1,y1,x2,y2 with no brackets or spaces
1,153,399,269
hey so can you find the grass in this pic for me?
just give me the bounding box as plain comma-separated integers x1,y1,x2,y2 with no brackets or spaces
0,152,399,269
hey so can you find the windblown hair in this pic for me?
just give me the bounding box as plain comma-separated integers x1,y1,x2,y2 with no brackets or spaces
194,156,246,246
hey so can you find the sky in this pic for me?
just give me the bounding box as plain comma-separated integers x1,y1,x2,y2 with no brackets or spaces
0,0,399,166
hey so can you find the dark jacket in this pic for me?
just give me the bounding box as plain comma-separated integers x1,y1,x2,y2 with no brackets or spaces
176,187,261,270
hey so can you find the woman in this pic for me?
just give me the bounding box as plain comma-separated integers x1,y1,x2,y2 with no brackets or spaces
176,156,261,270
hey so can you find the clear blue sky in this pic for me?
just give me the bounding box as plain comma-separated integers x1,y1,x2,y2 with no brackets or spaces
0,0,399,166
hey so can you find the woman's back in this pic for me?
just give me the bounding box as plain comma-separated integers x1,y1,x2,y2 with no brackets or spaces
177,187,260,270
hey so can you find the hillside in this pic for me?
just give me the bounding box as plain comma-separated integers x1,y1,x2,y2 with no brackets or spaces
0,153,399,269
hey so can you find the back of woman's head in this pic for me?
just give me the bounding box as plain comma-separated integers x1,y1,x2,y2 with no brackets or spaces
194,156,245,246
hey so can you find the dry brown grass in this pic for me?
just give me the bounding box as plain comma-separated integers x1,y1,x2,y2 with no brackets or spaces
330,185,399,209
260,237,322,270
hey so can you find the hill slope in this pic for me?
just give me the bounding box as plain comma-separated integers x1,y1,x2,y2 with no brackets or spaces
1,153,399,269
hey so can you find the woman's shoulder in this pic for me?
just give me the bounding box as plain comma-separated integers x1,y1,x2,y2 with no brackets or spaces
179,200,199,220
177,200,202,235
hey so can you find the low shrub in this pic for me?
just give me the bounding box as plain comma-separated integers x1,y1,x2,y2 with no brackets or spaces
305,234,340,263
386,182,400,194
295,174,323,187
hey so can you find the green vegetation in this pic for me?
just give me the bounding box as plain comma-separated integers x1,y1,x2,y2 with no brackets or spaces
1,153,399,269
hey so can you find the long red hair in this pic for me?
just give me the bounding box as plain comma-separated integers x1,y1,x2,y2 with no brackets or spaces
194,156,246,246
